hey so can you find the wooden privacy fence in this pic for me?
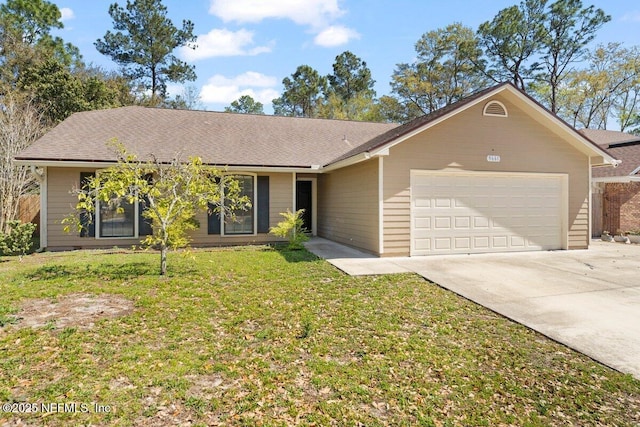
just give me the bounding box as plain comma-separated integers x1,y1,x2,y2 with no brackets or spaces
18,194,40,234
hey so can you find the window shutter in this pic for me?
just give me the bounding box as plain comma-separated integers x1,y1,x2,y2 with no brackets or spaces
208,204,221,235
208,177,222,235
257,176,270,233
139,174,153,236
79,172,95,237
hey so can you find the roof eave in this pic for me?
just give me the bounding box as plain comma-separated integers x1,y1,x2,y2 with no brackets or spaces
592,176,640,183
13,158,321,173
322,152,372,172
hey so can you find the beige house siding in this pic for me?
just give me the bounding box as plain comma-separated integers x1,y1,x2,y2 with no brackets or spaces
46,167,292,250
382,94,590,256
318,159,379,254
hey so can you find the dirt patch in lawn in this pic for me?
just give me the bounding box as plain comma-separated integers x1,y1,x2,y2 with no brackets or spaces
8,293,134,330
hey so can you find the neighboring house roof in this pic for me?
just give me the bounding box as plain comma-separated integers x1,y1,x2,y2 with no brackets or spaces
580,129,640,147
15,106,397,169
580,129,640,180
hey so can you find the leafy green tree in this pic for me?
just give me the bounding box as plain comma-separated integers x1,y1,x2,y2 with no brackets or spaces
0,0,61,45
18,60,126,124
611,45,640,132
321,51,377,120
95,0,197,103
477,0,546,90
391,23,488,118
316,92,381,122
540,0,610,113
272,65,327,118
327,51,375,103
225,95,264,114
551,43,636,129
65,142,250,275
0,0,80,90
376,95,424,124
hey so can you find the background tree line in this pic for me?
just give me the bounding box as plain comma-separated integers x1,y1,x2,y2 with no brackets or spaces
266,0,639,134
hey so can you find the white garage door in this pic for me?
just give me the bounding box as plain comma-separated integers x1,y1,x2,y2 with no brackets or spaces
411,172,564,255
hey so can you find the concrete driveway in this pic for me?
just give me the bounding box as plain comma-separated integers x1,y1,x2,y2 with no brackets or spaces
305,238,640,378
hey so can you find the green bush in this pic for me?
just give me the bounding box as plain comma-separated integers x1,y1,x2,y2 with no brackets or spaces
0,220,37,258
269,209,309,250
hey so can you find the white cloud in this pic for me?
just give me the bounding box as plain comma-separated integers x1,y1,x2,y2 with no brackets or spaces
180,28,272,61
60,7,75,22
209,0,344,29
313,25,360,47
200,72,279,105
165,84,185,97
621,11,640,22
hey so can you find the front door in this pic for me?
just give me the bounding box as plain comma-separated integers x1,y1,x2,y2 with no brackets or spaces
296,180,313,233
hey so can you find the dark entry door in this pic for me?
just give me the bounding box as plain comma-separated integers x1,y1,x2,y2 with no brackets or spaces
296,180,312,232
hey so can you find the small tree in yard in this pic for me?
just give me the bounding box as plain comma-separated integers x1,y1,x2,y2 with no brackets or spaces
64,142,250,275
270,209,309,250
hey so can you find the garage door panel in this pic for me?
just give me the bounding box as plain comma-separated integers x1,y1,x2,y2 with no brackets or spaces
435,198,451,208
434,238,451,250
454,216,470,229
414,217,431,230
455,237,471,250
411,173,563,255
414,198,431,208
414,238,431,250
434,217,451,229
511,236,526,247
493,236,508,248
474,216,490,228
474,236,490,248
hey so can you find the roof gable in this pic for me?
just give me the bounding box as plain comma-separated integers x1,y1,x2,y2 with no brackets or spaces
328,83,618,168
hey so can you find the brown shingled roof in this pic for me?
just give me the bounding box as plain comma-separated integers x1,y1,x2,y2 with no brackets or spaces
581,129,640,178
579,129,640,147
16,106,398,168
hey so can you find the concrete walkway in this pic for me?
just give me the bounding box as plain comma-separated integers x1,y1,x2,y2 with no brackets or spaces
305,238,640,378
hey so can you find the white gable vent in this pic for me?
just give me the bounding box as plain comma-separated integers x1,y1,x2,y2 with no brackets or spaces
483,100,508,117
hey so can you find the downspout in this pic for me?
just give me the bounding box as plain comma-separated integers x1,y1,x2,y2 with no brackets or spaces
29,165,47,251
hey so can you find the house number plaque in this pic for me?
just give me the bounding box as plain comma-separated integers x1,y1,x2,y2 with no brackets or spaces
486,155,501,162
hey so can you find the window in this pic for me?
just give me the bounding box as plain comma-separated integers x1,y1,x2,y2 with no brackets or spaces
208,175,269,236
224,175,255,235
99,196,136,238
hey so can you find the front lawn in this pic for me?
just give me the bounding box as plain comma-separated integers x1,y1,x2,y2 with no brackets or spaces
0,246,639,426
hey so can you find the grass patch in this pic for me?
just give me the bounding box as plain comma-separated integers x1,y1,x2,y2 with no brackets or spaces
0,246,638,425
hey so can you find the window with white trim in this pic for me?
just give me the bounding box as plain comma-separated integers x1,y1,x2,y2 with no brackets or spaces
98,196,136,238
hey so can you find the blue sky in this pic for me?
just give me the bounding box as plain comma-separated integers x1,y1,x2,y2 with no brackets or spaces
50,0,640,113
